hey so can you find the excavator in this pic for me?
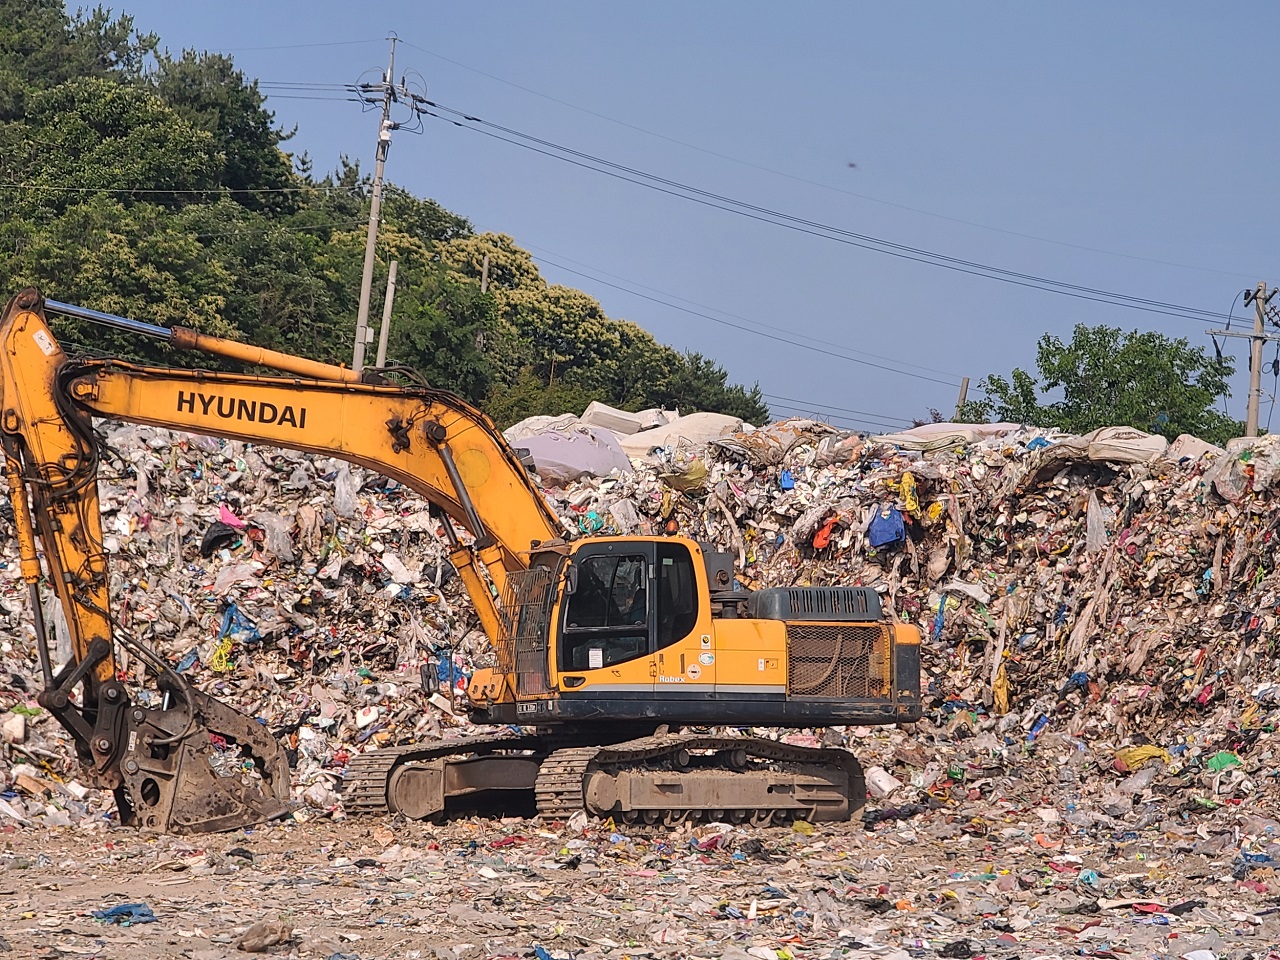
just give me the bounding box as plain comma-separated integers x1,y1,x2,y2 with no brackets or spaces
0,287,921,834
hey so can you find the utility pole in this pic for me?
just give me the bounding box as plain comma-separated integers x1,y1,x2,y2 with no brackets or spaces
1205,281,1279,437
480,253,490,294
352,36,400,373
953,376,970,421
1248,283,1268,438
374,260,399,368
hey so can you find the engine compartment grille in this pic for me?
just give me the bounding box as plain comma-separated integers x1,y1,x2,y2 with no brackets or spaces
787,623,892,699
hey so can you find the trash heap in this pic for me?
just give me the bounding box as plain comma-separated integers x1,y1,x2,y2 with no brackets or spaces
4,409,1280,841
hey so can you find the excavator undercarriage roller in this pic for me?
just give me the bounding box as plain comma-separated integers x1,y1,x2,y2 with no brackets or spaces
344,733,866,826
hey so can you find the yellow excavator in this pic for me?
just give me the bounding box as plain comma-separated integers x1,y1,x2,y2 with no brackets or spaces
0,287,921,834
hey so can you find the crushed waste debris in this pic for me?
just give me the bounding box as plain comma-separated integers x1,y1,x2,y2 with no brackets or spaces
6,407,1280,955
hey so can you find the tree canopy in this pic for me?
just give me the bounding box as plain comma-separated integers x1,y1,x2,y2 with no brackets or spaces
959,324,1241,445
0,4,768,427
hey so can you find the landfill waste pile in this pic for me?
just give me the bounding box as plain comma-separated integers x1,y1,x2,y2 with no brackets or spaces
9,408,1280,955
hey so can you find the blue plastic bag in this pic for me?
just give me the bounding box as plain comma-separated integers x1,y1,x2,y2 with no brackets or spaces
868,505,905,548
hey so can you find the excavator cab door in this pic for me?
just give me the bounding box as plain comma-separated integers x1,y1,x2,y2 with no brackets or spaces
558,542,657,693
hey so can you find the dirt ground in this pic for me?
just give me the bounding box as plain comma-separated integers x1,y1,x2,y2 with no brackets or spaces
2,806,1277,960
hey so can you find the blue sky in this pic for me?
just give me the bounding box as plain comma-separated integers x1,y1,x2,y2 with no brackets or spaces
115,2,1280,431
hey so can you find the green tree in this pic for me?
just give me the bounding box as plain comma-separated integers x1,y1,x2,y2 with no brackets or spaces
961,324,1240,444
0,77,221,215
152,50,297,212
0,1,157,120
174,201,344,360
5,196,237,360
652,350,768,423
381,184,471,245
483,368,600,429
386,268,496,401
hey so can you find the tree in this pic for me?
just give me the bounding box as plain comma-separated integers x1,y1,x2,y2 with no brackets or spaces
174,200,344,361
5,197,237,361
0,78,221,216
0,1,157,120
650,350,769,423
961,324,1240,444
380,184,471,245
152,50,297,212
387,268,496,401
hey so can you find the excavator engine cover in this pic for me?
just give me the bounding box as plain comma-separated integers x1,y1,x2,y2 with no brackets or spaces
117,684,291,834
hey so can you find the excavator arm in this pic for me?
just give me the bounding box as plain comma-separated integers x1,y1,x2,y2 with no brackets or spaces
0,288,566,832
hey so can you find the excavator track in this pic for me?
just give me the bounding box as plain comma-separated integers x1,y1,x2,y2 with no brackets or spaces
534,746,603,820
535,734,866,825
342,733,543,816
345,731,867,825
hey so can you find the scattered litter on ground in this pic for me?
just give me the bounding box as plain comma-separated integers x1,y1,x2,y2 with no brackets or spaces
6,413,1280,955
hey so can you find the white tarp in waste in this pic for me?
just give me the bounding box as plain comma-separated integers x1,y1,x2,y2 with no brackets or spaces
503,413,581,445
617,412,745,458
579,401,678,436
1167,433,1225,462
872,422,1024,451
517,426,633,485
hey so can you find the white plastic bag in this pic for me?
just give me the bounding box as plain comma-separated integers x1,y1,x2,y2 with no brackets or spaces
333,463,358,518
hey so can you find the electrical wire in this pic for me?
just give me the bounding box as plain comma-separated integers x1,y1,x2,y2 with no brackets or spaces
219,39,385,52
442,102,1233,321
190,219,366,240
398,40,1260,281
523,243,966,380
1217,289,1244,417
760,392,913,425
0,183,358,196
529,253,960,387
1268,342,1280,433
763,400,899,433
422,101,1232,327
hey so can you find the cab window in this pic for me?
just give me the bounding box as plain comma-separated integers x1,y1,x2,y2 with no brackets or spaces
656,543,698,649
561,554,649,670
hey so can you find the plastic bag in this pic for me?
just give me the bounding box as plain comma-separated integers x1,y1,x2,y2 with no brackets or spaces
42,590,72,665
868,505,905,549
334,462,358,518
1085,492,1107,552
253,512,296,563
286,464,311,490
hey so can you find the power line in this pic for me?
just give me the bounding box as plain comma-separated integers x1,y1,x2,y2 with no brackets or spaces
763,400,900,433
523,243,965,380
220,39,385,52
0,182,357,195
261,94,363,102
760,392,913,425
529,253,960,387
432,101,1230,321
421,101,1232,327
398,42,1259,281
191,219,366,240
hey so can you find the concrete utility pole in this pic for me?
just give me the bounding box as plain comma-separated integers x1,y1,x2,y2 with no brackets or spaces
1206,281,1279,436
352,36,400,373
1248,283,1269,438
954,377,970,421
374,260,399,368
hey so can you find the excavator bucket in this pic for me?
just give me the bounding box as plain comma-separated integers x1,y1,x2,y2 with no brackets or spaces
114,677,292,834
